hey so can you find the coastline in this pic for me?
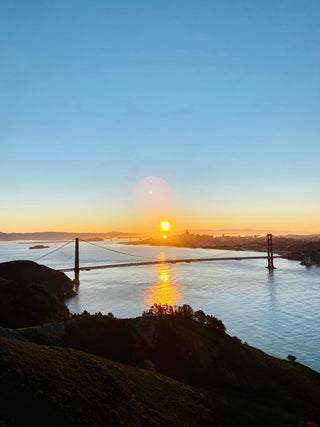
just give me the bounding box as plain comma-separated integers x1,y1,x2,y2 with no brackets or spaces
122,234,320,267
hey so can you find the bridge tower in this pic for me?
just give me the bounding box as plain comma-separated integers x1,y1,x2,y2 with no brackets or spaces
266,233,276,270
74,237,80,285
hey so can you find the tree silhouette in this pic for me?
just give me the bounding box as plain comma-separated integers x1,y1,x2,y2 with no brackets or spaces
142,303,226,333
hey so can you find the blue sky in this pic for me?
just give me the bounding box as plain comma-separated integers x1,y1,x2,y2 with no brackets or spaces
1,0,319,233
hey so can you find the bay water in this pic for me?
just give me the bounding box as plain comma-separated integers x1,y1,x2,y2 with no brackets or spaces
0,239,319,372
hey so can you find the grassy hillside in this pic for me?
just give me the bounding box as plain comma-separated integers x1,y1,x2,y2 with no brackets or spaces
1,314,320,425
60,313,320,425
0,335,212,427
1,314,320,426
0,261,319,425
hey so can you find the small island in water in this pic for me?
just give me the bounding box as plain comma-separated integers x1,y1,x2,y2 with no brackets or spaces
29,245,50,249
0,260,319,426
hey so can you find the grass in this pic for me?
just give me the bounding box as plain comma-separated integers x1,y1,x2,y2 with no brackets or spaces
61,313,320,425
0,335,213,426
1,312,320,425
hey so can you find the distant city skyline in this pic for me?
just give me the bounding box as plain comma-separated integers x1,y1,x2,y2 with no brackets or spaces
1,1,319,234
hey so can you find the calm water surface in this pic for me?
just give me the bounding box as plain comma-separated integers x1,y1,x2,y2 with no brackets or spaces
1,239,319,372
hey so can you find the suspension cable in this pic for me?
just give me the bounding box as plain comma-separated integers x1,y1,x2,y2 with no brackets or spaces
33,240,74,262
80,239,235,262
79,239,161,261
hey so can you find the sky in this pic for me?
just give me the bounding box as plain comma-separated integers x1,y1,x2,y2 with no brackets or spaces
1,0,320,234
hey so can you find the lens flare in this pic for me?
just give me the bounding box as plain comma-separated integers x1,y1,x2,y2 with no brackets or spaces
132,176,172,214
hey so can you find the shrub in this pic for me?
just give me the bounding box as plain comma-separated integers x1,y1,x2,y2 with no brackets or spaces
144,359,156,371
194,309,206,323
142,303,173,316
142,303,226,333
176,304,194,318
205,314,226,332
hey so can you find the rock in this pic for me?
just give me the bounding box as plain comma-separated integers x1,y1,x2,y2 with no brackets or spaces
0,261,76,328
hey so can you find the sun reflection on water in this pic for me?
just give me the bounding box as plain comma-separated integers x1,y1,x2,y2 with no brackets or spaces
145,252,185,307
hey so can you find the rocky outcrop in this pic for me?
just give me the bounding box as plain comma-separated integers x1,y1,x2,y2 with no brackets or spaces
0,260,75,298
0,261,76,328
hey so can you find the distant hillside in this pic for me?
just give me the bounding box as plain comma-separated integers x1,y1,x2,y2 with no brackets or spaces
0,231,143,241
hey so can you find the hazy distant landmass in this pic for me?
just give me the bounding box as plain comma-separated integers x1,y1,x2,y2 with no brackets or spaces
189,228,277,234
0,231,144,241
126,232,320,266
178,228,320,236
1,229,319,242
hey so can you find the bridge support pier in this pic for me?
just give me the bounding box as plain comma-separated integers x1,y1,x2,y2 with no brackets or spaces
74,237,80,285
266,233,276,270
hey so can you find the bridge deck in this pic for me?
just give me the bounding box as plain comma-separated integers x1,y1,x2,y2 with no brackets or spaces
57,255,279,272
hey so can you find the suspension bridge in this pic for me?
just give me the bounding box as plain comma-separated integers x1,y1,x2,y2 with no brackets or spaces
32,234,277,285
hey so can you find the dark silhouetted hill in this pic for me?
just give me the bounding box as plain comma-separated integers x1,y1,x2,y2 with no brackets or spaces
1,313,320,425
0,335,212,427
0,261,75,328
0,261,319,425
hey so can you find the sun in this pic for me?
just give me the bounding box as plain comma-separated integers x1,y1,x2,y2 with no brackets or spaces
160,221,171,231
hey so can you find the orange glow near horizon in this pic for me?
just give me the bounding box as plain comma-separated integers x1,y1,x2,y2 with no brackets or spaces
2,220,320,235
1,209,320,235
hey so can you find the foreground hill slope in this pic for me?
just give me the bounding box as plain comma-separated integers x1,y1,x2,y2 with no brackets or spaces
0,260,319,425
63,313,320,425
8,312,320,425
0,335,212,427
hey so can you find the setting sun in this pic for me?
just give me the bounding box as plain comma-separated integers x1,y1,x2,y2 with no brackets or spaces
160,221,171,231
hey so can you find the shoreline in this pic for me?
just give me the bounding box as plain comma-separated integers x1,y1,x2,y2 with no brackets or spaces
122,235,320,267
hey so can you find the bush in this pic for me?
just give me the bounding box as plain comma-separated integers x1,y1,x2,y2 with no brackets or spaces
144,359,156,371
194,309,206,323
142,303,226,333
142,303,173,316
205,314,226,332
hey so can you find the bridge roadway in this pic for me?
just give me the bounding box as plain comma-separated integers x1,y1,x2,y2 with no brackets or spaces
57,255,279,272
